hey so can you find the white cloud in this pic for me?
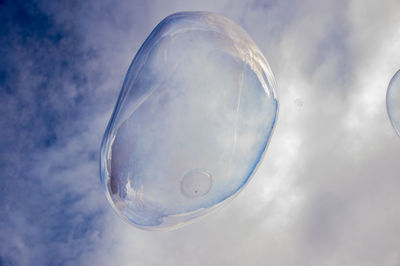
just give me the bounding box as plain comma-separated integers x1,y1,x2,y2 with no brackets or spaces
3,0,400,265
84,0,400,265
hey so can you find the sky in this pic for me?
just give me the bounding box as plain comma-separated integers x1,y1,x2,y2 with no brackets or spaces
1,0,400,265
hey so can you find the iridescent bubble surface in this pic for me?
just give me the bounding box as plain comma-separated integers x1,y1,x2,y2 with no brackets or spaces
100,12,278,230
387,70,400,136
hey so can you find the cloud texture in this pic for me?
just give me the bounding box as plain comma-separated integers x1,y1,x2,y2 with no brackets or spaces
1,0,400,265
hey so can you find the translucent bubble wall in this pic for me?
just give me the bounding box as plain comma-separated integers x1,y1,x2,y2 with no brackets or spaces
100,12,278,230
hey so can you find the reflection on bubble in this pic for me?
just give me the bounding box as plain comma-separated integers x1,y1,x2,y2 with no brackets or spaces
387,70,400,136
100,12,278,231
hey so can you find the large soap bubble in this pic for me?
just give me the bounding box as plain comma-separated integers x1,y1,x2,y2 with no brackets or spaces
100,12,278,230
387,70,400,136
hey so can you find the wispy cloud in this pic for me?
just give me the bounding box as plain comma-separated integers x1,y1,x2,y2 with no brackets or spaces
1,0,400,265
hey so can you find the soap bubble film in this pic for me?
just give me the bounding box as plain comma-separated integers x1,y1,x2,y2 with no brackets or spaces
100,11,278,230
387,70,400,136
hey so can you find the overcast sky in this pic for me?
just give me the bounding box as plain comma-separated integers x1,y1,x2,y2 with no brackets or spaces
1,0,400,265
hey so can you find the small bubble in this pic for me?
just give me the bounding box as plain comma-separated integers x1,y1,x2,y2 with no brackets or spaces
294,98,303,107
181,169,212,198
